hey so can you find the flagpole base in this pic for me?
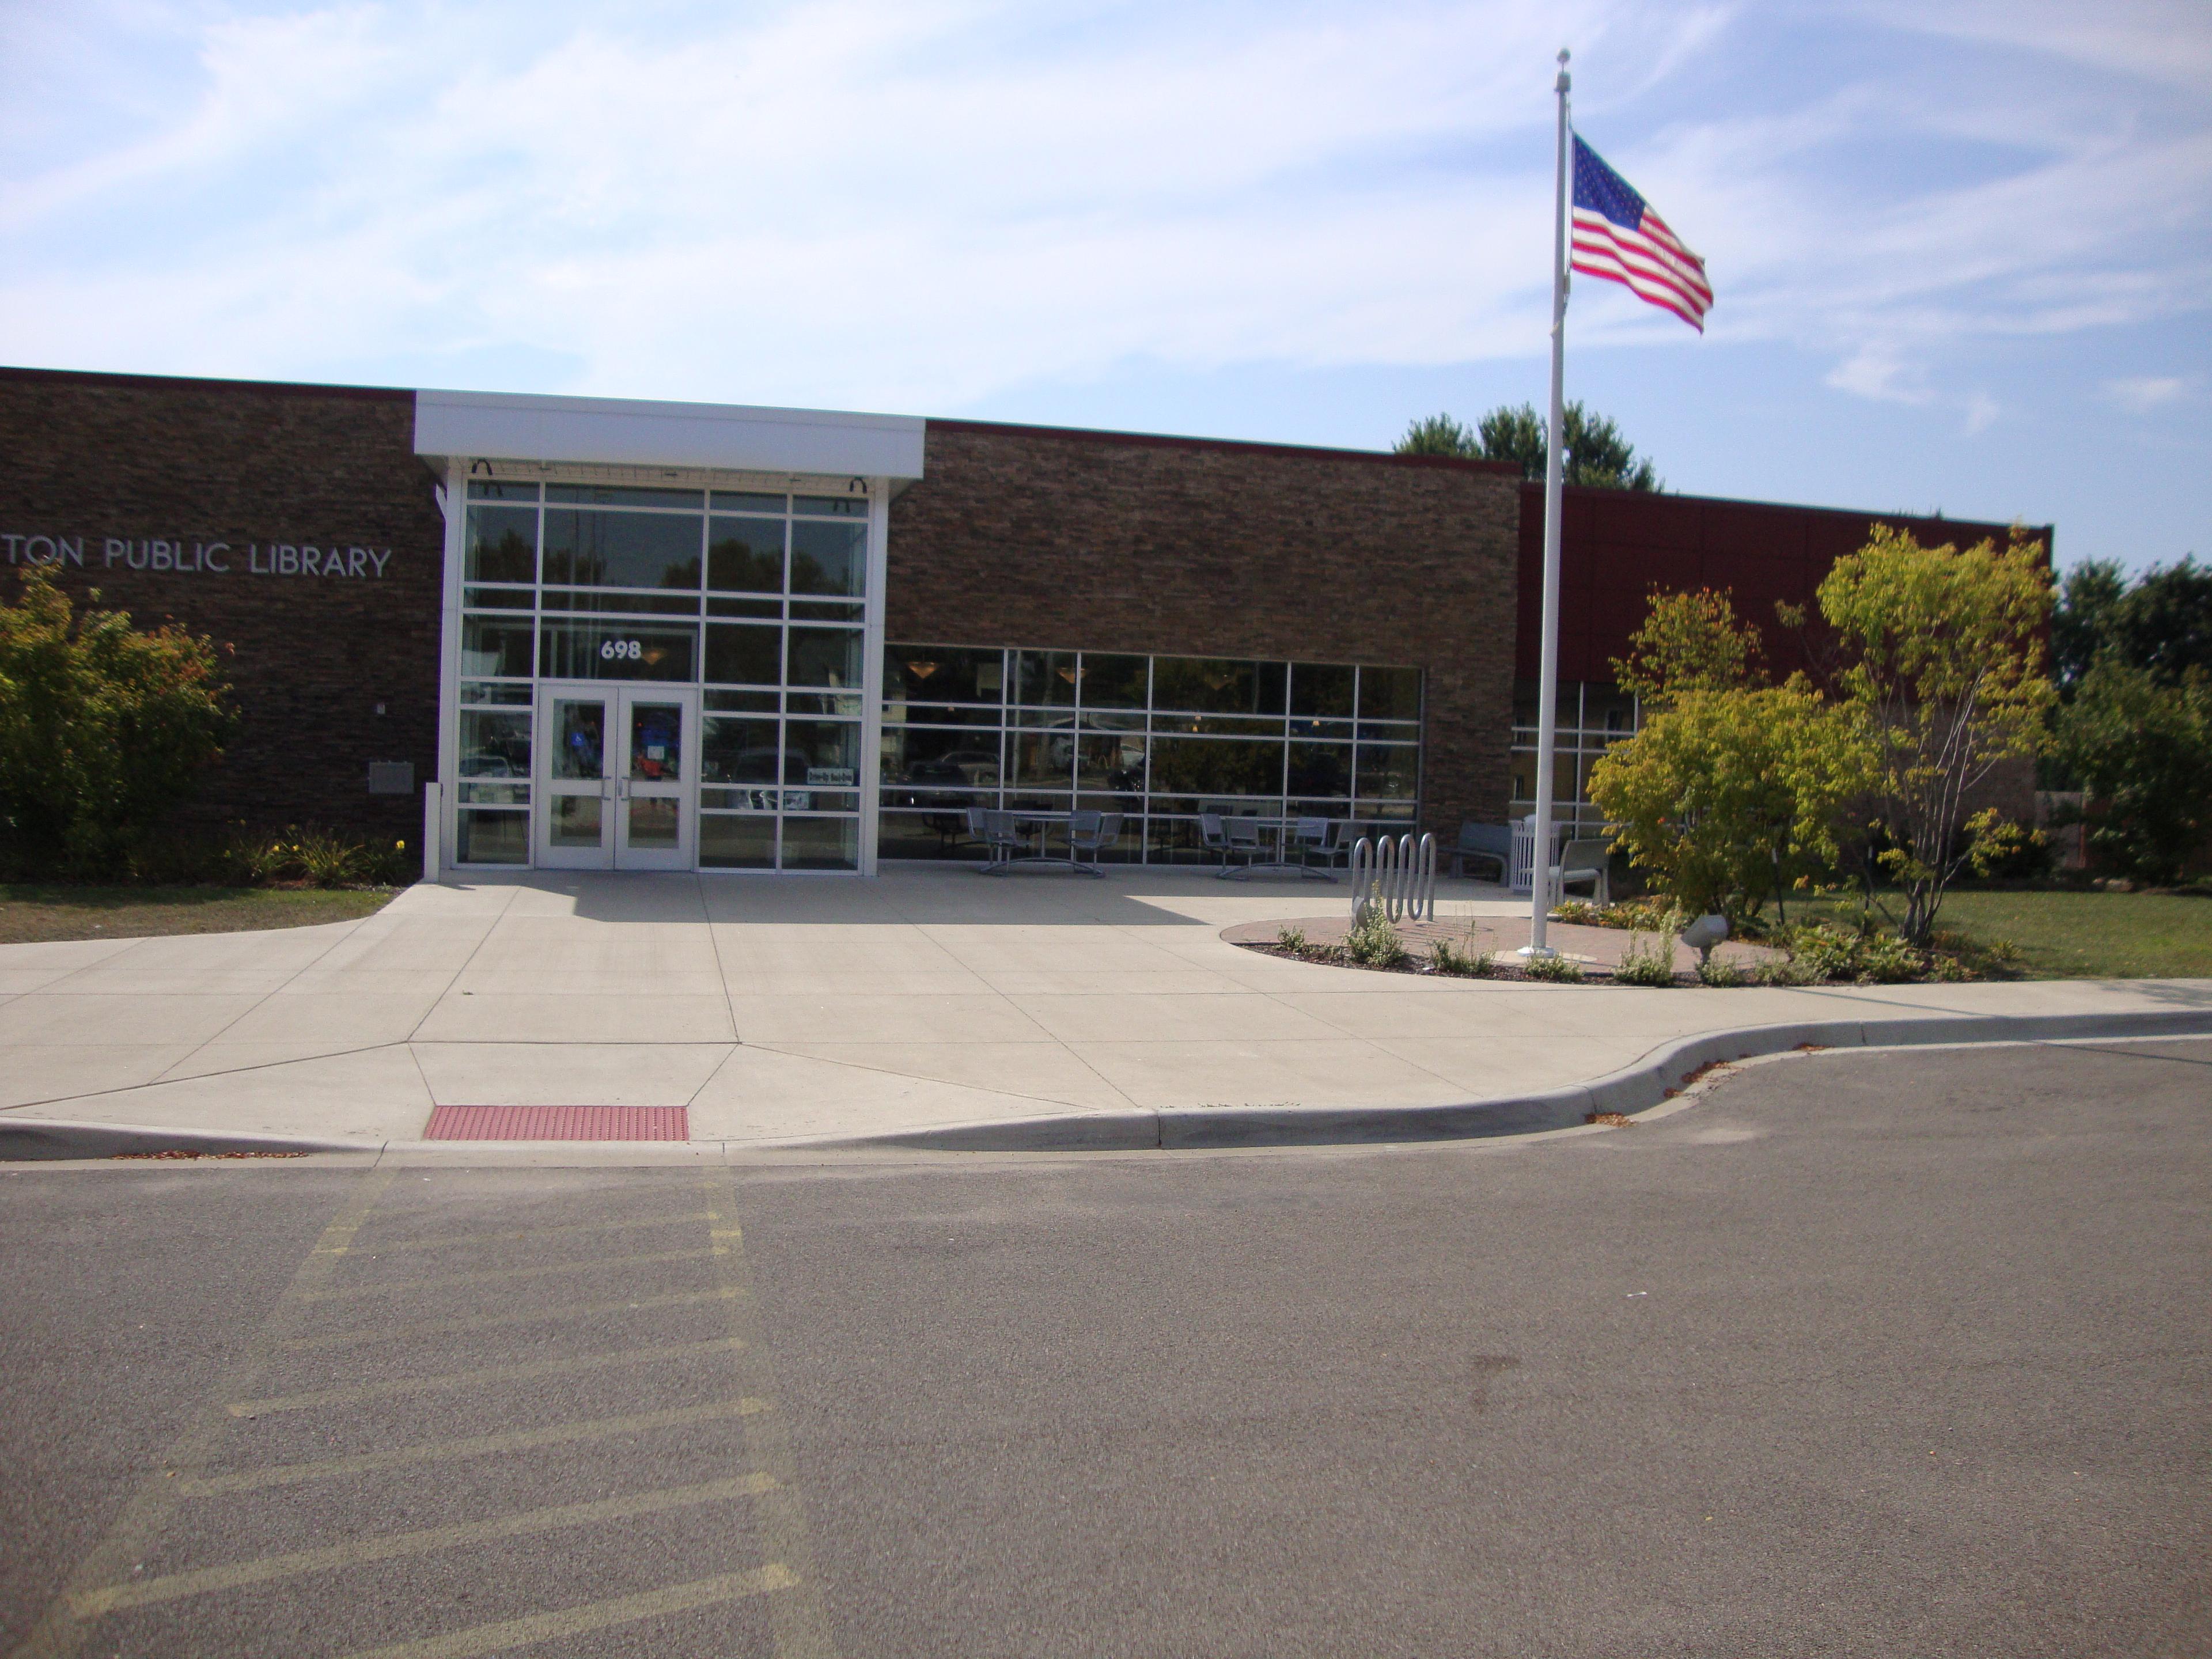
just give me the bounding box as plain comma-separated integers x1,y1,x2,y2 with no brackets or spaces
1516,945,1559,960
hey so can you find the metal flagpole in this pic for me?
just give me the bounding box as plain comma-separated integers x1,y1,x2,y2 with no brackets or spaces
1525,48,1571,957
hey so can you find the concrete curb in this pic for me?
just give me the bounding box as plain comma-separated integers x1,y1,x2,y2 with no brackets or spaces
7,1007,2209,1163
0,1119,378,1162
823,1007,2212,1153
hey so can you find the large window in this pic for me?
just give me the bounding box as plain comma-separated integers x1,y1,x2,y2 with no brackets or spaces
880,645,1422,863
453,478,870,869
1508,679,1638,832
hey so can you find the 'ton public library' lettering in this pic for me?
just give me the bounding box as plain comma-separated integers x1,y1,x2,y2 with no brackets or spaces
2,532,393,579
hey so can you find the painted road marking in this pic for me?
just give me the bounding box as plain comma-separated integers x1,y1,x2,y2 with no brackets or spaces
282,1285,744,1353
227,1335,745,1416
72,1473,779,1616
347,1208,721,1255
331,1565,797,1659
7,1166,399,1659
704,1169,840,1659
297,1243,726,1303
177,1396,768,1497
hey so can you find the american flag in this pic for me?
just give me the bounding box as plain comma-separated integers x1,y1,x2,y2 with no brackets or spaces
1570,135,1711,331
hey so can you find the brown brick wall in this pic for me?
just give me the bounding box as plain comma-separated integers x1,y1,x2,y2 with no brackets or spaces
889,422,1524,833
0,368,443,859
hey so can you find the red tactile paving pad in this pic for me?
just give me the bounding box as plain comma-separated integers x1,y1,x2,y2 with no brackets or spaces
423,1105,690,1142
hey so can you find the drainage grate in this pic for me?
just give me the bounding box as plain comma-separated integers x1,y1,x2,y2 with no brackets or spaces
423,1105,690,1142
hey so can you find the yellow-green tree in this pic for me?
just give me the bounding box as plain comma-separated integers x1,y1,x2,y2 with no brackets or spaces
1819,527,2053,943
0,569,235,876
1589,684,1866,925
1613,587,1768,707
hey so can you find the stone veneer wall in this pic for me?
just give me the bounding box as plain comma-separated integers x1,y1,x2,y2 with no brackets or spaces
0,368,443,858
888,421,1524,834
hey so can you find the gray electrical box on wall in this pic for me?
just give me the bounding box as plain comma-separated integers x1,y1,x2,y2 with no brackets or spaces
368,762,415,795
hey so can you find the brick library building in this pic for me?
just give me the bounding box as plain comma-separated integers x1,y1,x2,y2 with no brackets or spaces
0,368,2041,880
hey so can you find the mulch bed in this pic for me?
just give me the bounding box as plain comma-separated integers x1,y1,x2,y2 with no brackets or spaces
1221,914,1782,984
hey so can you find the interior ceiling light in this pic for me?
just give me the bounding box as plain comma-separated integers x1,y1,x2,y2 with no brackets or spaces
907,661,938,679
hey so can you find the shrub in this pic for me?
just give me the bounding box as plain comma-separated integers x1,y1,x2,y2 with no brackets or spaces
1344,911,1408,968
1430,933,1494,977
292,828,367,888
1696,955,1744,987
0,569,235,877
1276,923,1309,953
1778,921,1926,984
1612,933,1677,987
1857,933,1925,983
1752,955,1824,987
1551,895,1681,931
2052,659,2212,885
1520,952,1586,983
1782,922,1863,982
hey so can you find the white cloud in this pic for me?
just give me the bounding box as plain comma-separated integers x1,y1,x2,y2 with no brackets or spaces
1824,346,1929,404
0,0,2205,419
2103,374,2190,412
1963,392,1999,435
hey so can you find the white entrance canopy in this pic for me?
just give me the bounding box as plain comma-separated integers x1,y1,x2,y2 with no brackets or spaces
412,388,927,484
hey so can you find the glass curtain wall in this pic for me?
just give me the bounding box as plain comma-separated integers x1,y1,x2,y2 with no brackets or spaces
452,478,870,870
1508,679,1639,832
880,645,1423,862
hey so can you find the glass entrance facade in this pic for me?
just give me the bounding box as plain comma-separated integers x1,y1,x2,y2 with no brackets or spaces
878,646,1423,863
447,475,877,872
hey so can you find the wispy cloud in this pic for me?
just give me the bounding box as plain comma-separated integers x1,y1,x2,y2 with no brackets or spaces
2104,374,2190,413
0,0,2205,420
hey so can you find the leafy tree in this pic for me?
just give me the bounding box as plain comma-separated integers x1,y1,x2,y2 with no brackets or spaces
1613,588,1766,708
1588,684,1867,926
2051,557,2127,695
0,569,235,877
2051,554,2212,692
1818,527,2054,943
1394,400,1660,488
2112,555,2212,684
1395,413,1480,457
2052,660,2212,884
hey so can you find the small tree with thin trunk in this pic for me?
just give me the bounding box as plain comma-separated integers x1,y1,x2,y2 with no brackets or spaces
1817,527,2053,944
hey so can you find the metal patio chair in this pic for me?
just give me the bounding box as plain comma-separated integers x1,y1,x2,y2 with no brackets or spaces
1068,810,1123,876
1198,812,1233,869
973,808,1025,873
1549,837,1612,906
1224,816,1265,870
1450,821,1512,882
1292,816,1337,878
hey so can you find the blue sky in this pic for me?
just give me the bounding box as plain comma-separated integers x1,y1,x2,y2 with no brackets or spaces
2,0,2206,570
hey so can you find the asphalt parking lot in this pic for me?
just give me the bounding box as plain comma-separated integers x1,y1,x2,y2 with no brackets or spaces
3,1037,2206,1658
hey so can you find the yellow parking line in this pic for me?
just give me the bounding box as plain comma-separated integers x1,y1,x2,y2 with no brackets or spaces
177,1396,767,1497
298,1243,725,1304
282,1286,743,1353
333,1566,796,1659
9,1166,399,1659
227,1336,743,1416
347,1209,721,1255
72,1472,777,1616
703,1171,840,1659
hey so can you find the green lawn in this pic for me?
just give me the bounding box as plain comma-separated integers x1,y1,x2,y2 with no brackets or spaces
1790,888,2212,980
0,885,396,946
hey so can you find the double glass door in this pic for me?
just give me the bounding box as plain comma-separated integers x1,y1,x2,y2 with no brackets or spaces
537,684,698,870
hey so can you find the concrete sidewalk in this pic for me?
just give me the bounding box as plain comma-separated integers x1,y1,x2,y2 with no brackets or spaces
3,866,2208,1151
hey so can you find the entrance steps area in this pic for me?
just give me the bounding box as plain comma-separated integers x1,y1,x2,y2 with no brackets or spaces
2,866,2209,1153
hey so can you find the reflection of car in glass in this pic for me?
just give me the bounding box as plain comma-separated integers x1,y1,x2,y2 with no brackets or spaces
729,747,812,785
906,749,1000,787
463,753,518,778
